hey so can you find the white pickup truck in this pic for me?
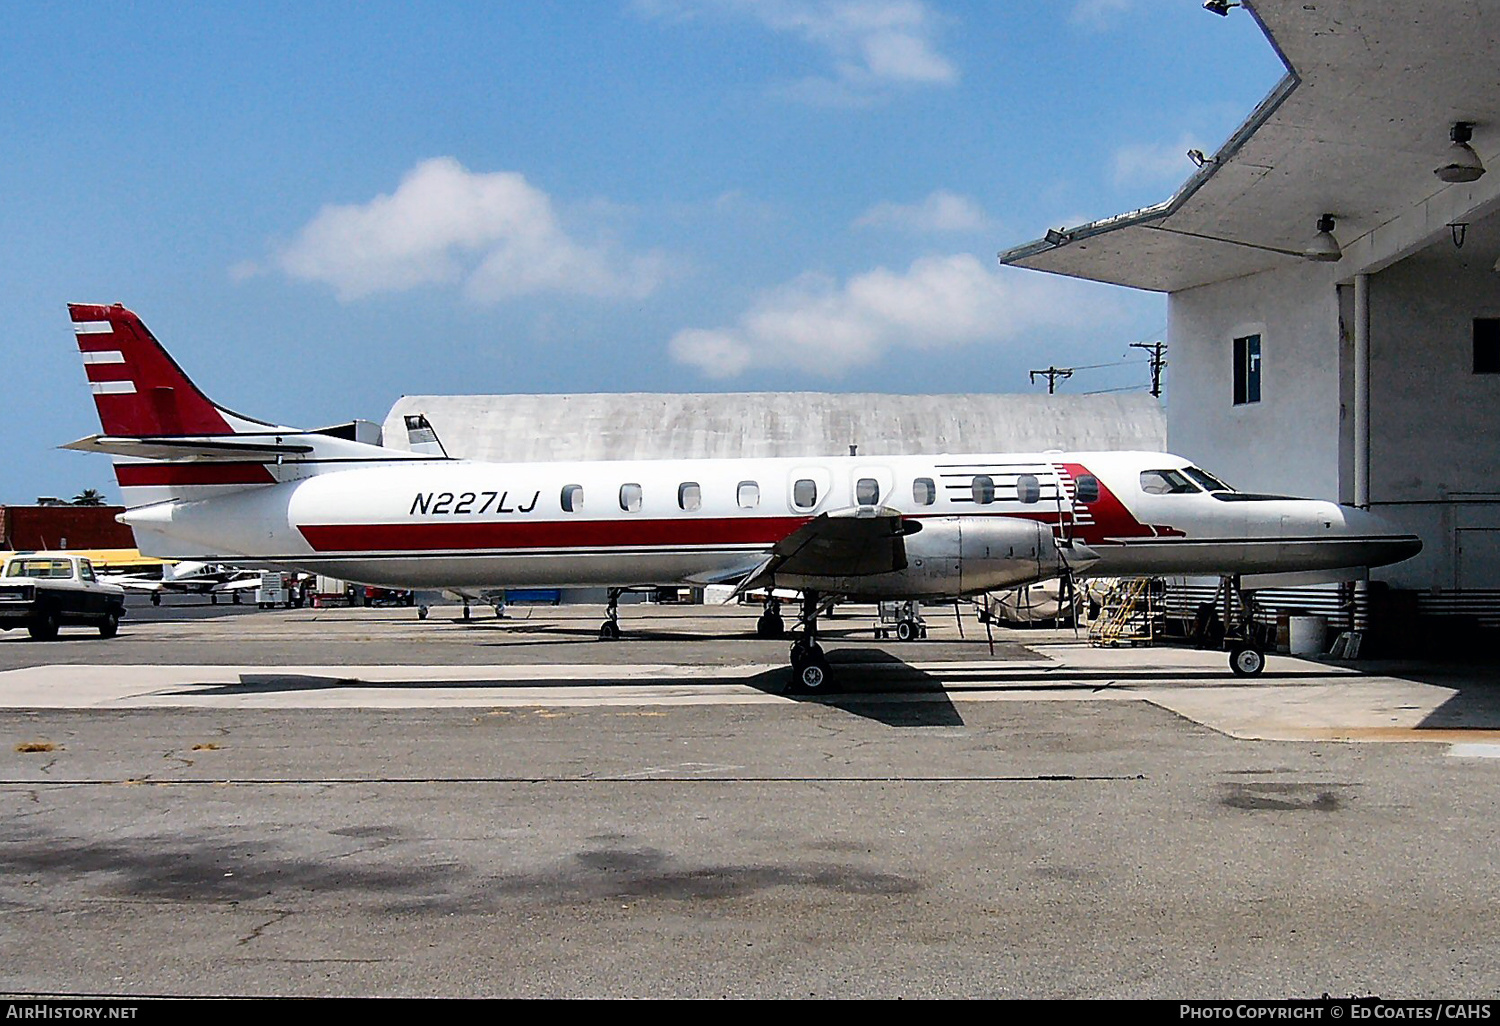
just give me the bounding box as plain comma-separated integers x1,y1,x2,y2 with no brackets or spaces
0,553,127,640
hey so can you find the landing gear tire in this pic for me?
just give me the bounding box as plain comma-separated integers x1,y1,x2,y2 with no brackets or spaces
599,620,621,641
789,640,833,693
98,612,119,639
28,612,59,641
1229,644,1266,677
756,613,785,639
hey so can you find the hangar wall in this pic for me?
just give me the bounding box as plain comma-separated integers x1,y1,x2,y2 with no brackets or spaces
381,393,1167,463
1166,231,1500,593
1167,261,1344,501
1368,248,1500,591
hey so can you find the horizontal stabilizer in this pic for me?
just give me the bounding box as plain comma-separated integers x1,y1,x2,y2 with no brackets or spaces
62,435,315,462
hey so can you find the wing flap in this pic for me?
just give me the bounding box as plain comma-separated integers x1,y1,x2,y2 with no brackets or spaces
735,508,909,594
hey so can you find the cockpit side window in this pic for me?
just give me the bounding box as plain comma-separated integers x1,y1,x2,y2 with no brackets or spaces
1140,469,1201,495
1183,467,1233,492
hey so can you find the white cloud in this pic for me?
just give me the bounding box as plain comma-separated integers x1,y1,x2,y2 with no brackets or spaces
854,190,992,232
1111,133,1204,188
638,0,957,103
274,157,665,302
669,253,1123,379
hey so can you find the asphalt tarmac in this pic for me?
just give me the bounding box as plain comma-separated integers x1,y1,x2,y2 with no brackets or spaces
2,598,1499,998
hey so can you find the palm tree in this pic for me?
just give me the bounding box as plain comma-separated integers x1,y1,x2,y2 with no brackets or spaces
71,488,107,507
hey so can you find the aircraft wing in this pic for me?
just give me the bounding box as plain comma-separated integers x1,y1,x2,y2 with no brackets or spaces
734,508,910,595
210,577,265,593
97,574,164,593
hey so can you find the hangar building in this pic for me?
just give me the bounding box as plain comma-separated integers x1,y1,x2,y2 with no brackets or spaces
1002,0,1500,619
382,392,1166,463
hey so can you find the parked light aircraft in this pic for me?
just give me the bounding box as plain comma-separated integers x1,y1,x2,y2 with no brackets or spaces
63,304,1420,689
99,560,261,605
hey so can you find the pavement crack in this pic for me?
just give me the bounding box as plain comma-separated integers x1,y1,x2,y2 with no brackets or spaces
236,910,294,946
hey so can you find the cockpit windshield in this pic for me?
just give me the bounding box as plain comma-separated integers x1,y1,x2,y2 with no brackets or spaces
1183,467,1234,492
1139,469,1200,495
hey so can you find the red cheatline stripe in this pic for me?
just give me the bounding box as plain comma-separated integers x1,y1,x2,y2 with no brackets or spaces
115,463,276,486
298,516,812,553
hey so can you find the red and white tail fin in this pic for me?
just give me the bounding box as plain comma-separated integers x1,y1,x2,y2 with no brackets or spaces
69,303,276,437
66,304,435,520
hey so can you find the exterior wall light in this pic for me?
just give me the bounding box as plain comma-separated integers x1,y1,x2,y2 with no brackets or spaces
1303,215,1342,262
1435,122,1486,184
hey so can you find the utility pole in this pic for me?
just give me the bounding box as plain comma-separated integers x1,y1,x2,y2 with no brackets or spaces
1029,366,1073,394
1129,340,1167,398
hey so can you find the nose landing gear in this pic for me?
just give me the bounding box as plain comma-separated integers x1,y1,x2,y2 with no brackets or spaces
1219,575,1266,677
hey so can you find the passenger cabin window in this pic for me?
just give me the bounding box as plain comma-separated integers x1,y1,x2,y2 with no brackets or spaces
678,482,702,512
1233,333,1262,405
855,478,880,506
561,484,584,513
619,483,643,512
913,478,936,506
1016,474,1040,504
1074,475,1100,504
972,475,995,505
1475,318,1500,373
1140,469,1200,495
793,478,818,510
737,481,760,509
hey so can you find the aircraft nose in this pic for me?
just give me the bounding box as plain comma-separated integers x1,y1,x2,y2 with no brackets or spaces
1341,506,1422,568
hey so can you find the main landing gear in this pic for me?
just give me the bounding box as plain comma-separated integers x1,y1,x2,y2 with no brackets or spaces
599,588,623,641
1218,574,1266,677
756,595,785,638
788,590,834,694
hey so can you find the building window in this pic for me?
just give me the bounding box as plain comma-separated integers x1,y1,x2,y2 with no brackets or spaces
856,478,880,505
619,483,643,512
561,484,584,512
1233,333,1261,405
677,482,701,511
972,475,995,505
737,481,759,509
1016,474,1040,504
1475,319,1500,373
793,478,818,510
913,478,936,506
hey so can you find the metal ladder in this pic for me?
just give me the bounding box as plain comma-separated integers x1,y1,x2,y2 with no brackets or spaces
1088,577,1156,646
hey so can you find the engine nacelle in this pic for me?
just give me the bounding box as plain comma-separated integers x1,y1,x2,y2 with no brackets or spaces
776,516,1064,599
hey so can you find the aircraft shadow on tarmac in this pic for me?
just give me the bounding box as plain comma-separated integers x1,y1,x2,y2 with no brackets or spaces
171,650,971,728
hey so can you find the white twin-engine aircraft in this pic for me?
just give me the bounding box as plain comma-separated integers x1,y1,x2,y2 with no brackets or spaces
64,303,1420,690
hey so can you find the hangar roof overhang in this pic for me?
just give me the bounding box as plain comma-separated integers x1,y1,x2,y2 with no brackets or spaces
1000,0,1500,293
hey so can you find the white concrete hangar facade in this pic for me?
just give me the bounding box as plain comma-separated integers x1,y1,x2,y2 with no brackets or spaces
382,392,1166,463
1002,0,1500,599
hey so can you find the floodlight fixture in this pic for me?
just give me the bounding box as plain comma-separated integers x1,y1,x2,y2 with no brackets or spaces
1303,214,1342,262
1435,122,1485,184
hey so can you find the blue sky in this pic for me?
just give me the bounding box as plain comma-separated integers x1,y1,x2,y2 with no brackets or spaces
1,1,1284,504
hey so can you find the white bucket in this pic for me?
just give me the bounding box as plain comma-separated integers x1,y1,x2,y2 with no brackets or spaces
1288,615,1327,656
